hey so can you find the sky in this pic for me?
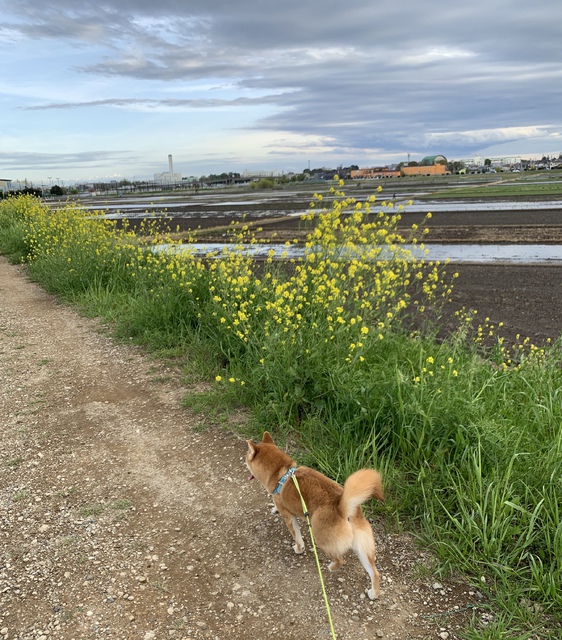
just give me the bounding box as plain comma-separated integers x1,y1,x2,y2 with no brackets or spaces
1,1,562,184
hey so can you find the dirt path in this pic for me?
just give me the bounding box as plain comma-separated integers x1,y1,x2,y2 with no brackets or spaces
1,257,481,640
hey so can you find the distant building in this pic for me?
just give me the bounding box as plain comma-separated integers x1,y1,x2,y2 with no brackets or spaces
0,178,11,193
401,155,449,176
351,155,449,179
493,156,521,166
401,165,448,176
350,167,400,179
241,169,284,178
459,156,485,167
460,155,522,171
154,154,182,183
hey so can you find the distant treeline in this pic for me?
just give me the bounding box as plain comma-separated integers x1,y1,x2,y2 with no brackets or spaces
0,187,43,199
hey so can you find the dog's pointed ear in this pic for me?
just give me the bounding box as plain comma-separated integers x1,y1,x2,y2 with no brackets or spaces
247,439,257,461
262,431,274,444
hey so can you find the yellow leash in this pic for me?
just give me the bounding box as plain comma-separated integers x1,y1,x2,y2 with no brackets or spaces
292,474,337,640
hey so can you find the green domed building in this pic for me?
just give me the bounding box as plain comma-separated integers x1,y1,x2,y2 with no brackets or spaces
420,155,447,166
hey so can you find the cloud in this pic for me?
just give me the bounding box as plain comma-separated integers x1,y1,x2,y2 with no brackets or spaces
394,46,477,66
2,0,562,179
418,126,556,147
21,95,289,111
0,150,138,171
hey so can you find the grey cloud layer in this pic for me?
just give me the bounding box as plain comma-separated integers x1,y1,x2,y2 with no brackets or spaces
0,151,138,172
4,0,562,159
21,96,287,110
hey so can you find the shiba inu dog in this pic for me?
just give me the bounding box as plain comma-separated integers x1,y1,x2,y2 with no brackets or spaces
246,431,384,599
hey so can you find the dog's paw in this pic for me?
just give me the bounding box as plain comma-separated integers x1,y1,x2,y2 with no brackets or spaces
367,587,379,600
293,543,305,554
328,559,344,572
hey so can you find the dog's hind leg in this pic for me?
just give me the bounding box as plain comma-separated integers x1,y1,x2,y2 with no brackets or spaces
352,519,380,600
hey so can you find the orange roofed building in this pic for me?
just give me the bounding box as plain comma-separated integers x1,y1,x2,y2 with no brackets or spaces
402,155,449,176
350,167,400,179
351,155,449,179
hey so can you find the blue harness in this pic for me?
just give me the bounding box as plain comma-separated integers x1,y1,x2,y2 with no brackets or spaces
272,467,297,495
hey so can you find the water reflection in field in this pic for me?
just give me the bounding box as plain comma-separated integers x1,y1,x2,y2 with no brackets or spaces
156,243,562,264
73,195,562,217
403,200,562,213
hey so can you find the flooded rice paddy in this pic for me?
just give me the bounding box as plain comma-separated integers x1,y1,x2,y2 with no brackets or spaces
63,184,562,263
157,242,562,264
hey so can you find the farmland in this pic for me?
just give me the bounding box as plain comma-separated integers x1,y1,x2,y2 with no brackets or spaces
2,175,562,639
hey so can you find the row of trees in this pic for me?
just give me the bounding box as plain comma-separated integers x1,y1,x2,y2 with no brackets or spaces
0,186,43,200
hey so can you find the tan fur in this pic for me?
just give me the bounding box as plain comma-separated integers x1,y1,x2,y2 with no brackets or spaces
246,431,384,599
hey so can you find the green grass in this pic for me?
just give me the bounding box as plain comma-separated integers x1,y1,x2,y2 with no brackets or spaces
111,498,133,510
426,177,562,199
6,457,24,468
1,191,562,638
80,503,105,517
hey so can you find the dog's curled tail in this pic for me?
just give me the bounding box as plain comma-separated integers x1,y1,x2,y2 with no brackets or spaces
340,469,384,520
